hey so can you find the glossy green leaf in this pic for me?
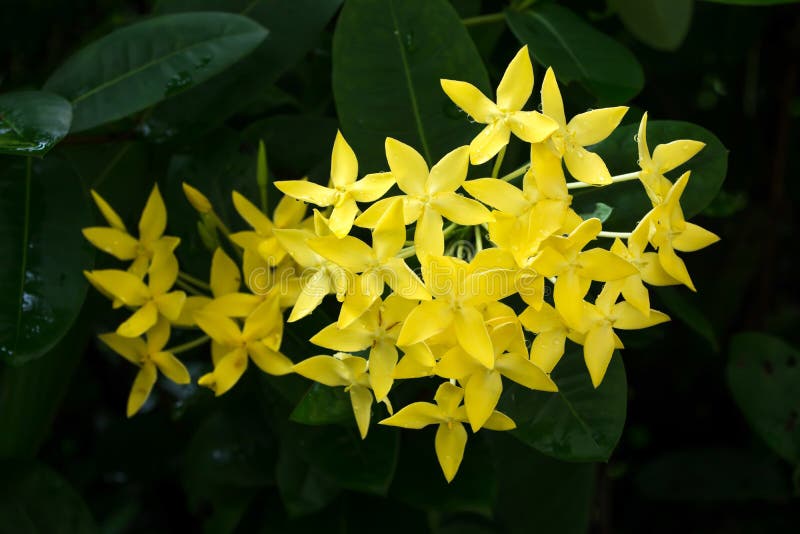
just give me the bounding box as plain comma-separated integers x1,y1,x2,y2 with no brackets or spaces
655,287,719,352
0,461,96,533
727,332,800,463
333,0,490,171
0,158,94,365
290,383,353,426
505,4,644,103
702,0,799,4
150,0,342,138
500,346,627,462
612,0,693,51
571,120,728,230
276,444,341,517
44,13,267,132
0,91,72,156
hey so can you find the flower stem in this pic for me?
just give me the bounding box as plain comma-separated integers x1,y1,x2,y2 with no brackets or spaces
597,231,632,239
500,162,530,182
175,279,206,297
491,146,506,179
474,225,484,252
462,12,505,26
566,171,640,189
168,335,210,354
178,271,211,291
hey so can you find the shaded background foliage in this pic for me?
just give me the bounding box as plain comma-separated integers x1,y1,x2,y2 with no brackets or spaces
1,0,799,532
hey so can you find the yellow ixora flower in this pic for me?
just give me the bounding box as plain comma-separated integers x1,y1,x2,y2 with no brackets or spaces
380,382,515,482
540,68,628,185
292,353,379,439
98,318,190,417
194,294,292,396
83,185,179,279
356,139,493,256
274,131,394,238
440,45,559,164
85,249,186,338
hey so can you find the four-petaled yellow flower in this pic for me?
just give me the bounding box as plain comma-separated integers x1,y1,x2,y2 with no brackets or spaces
274,131,394,238
380,382,515,482
99,318,190,417
440,45,559,164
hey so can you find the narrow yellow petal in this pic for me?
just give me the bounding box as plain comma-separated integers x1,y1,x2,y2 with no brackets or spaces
496,354,558,391
242,296,282,341
379,401,445,428
86,269,150,306
117,301,159,338
194,309,242,346
145,316,170,352
414,206,445,256
508,111,559,143
427,145,470,194
308,235,373,272
98,333,146,364
248,343,293,375
463,178,528,214
622,276,651,317
127,362,157,417
287,270,329,322
82,227,138,260
90,189,126,231
464,369,503,432
672,223,720,252
369,340,398,401
564,146,612,185
637,113,652,169
138,185,167,245
540,67,566,127
328,197,359,238
151,351,190,384
384,258,430,301
273,193,307,228
577,248,638,281
553,270,588,329
612,302,670,330
349,385,373,439
330,130,359,188
530,330,567,374
397,300,453,346
431,192,493,225
154,291,186,322
483,411,516,431
584,324,615,388
454,307,494,369
434,381,465,416
310,322,373,352
639,252,678,286
337,291,378,329
147,250,179,296
440,79,498,124
435,422,467,483
385,137,428,196
348,172,394,202
205,348,249,396
372,198,407,260
292,355,351,387
469,121,511,165
273,228,322,268
496,45,533,112
203,293,260,318
568,107,628,146
658,242,696,291
274,180,336,206
652,140,705,173
210,248,241,296
172,295,211,327
435,346,480,380
232,190,273,235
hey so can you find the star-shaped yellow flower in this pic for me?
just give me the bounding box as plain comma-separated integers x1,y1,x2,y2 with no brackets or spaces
274,131,394,237
440,45,559,164
379,382,515,482
99,318,189,417
540,68,628,185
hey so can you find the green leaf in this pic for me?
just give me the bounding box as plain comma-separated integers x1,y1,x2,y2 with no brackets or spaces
727,332,800,463
0,91,72,156
0,461,96,534
500,346,627,462
702,0,799,5
44,13,267,132
0,157,94,365
505,4,644,103
611,0,693,51
290,383,353,426
276,444,341,517
333,0,490,171
150,0,342,138
655,287,719,352
571,120,728,230
578,202,613,222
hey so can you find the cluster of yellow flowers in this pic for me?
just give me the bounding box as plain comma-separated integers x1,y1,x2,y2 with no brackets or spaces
82,46,718,482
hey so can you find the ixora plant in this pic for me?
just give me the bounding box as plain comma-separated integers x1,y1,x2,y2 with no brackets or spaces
82,46,718,483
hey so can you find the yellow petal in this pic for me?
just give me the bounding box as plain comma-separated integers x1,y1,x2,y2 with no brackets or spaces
380,401,444,428
292,355,351,387
435,346,480,380
139,185,167,244
622,276,651,316
328,197,359,238
354,196,405,228
553,270,588,328
273,193,307,228
274,180,336,206
672,223,720,252
232,190,273,235
529,330,567,373
242,296,281,341
454,307,494,369
496,45,533,111
182,182,212,214
564,146,612,185
117,301,159,338
463,178,528,214
210,248,241,296
145,316,170,352
639,252,678,286
612,302,670,329
397,300,453,346
652,140,705,173
584,324,615,388
385,137,428,196
540,67,566,127
308,235,373,272
434,381,465,415
311,322,373,352
464,369,503,431
414,206,445,256
330,130,359,188
248,343,293,375
151,351,190,384
435,422,467,483
482,411,516,431
154,291,186,322
273,228,321,268
98,333,146,364
496,354,558,391
657,242,696,291
288,269,329,322
637,112,652,169
127,362,157,417
427,145,470,194
348,385,373,439
172,295,212,327
469,121,511,165
348,172,394,202
519,302,564,334
529,142,569,198
568,107,628,146
205,347,249,396
431,192,494,225
82,227,138,260
203,293,260,318
530,246,568,277
194,309,242,346
147,250,179,295
577,248,638,281
395,344,436,379
369,340,398,402
90,189,126,231
508,111,559,143
384,258,430,301
372,198,406,260
337,291,378,329
86,269,150,306
440,79,498,124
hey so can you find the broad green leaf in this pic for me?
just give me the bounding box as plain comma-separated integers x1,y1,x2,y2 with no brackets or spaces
290,383,353,426
333,0,490,171
500,346,627,462
0,158,94,365
727,332,800,463
611,0,693,51
702,0,799,4
44,13,267,132
655,287,719,352
0,91,72,156
506,4,644,103
571,120,728,230
578,202,613,222
276,444,341,517
150,0,343,138
0,461,96,533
